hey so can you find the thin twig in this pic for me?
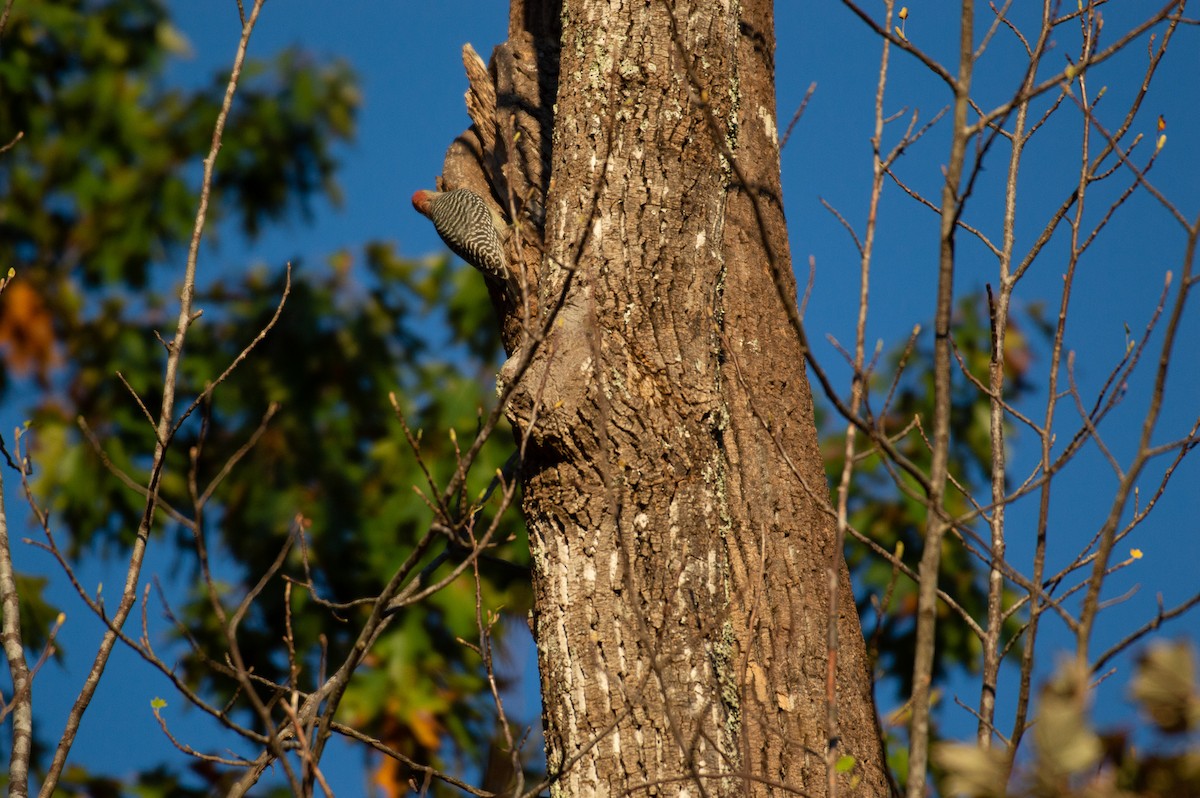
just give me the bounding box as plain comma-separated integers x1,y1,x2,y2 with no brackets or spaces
779,82,817,152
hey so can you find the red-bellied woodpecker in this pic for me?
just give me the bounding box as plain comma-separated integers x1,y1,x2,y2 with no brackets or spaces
411,188,508,283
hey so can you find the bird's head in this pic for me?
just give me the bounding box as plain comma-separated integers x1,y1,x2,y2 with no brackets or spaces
411,189,438,217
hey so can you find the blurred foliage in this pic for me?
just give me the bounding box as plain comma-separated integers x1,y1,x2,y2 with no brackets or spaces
0,1,528,794
4,2,1182,797
0,0,357,377
935,640,1200,797
821,296,1037,700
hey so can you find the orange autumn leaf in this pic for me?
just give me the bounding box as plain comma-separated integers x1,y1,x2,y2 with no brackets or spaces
372,754,407,798
408,708,445,750
369,710,449,797
0,281,57,379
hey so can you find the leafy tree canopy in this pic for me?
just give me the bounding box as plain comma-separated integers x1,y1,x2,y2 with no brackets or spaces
1,1,529,790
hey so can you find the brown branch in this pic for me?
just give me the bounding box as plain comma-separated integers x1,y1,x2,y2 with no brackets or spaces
829,9,897,791
170,264,291,447
1076,228,1198,659
974,1,1056,746
968,1,1186,136
76,417,191,527
0,466,33,798
199,401,279,506
1092,591,1200,672
0,130,23,154
905,0,975,791
151,701,253,767
779,82,817,152
839,0,958,88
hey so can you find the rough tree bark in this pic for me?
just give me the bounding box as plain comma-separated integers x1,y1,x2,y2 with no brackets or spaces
437,1,890,794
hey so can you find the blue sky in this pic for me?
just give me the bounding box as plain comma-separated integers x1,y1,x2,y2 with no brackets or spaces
11,1,1200,793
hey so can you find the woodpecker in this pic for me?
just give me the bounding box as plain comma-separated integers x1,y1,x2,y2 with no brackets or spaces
411,188,508,283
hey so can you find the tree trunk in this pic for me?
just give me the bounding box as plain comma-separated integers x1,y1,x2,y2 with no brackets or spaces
442,1,890,794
